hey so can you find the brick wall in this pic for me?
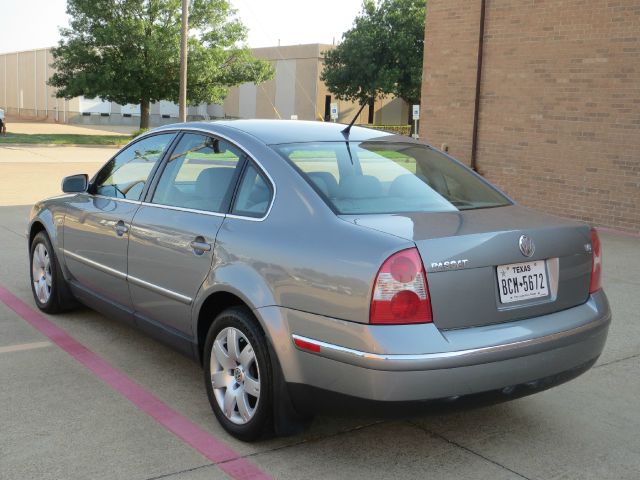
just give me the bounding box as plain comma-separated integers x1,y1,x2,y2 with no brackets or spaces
420,0,640,234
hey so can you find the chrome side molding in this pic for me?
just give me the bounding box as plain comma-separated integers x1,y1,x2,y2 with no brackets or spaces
62,249,192,305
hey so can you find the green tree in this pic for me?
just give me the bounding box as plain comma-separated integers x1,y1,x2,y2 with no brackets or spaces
321,0,425,122
49,0,273,128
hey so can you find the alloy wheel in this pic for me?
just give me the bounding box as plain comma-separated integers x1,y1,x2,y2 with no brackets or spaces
32,243,52,304
209,326,261,425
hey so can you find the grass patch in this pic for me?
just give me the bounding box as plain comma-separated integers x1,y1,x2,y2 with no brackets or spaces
0,133,131,146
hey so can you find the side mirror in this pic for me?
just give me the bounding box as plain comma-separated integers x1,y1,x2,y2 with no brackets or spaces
62,174,89,193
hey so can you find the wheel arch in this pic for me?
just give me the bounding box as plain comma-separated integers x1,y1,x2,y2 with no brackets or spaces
28,204,60,250
195,290,268,365
28,220,47,247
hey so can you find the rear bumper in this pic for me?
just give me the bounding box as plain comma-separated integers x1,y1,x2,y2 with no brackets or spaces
257,290,610,404
291,307,608,371
285,357,599,416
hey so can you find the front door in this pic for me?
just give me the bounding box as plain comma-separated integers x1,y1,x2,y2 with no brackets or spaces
63,133,176,309
127,133,244,337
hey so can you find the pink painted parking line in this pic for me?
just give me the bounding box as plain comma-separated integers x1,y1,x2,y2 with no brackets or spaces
0,286,271,480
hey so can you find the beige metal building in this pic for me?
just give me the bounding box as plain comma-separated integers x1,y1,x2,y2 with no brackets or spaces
223,44,409,124
0,44,408,127
0,48,203,126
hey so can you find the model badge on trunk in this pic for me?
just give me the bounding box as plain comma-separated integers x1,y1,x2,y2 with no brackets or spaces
519,235,535,257
430,259,469,271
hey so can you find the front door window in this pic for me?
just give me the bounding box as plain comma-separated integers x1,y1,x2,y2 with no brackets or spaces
93,134,175,200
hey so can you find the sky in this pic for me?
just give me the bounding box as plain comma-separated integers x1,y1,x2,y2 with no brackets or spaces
0,0,364,54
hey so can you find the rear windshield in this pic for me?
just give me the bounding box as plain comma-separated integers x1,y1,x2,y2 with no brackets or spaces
275,141,511,214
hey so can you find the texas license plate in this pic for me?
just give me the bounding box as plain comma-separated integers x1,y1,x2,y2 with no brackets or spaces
497,260,549,304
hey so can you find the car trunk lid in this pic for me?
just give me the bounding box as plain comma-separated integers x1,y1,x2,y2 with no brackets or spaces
341,205,593,330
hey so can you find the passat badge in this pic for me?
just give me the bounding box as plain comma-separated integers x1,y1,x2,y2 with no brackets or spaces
519,235,535,257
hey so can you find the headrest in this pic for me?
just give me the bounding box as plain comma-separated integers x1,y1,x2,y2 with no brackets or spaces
308,172,339,197
339,175,383,199
195,167,235,199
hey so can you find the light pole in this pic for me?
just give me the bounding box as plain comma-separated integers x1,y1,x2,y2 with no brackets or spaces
179,0,189,122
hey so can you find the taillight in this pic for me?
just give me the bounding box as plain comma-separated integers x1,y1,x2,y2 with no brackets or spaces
370,248,433,324
589,228,602,294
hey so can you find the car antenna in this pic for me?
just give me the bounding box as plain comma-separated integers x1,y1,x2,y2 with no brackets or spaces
341,99,369,138
342,98,369,164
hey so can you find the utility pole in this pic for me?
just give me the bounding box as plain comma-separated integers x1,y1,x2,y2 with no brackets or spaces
179,0,189,122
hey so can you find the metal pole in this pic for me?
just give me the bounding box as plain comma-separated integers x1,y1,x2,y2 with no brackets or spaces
178,0,189,122
17,52,20,117
470,0,487,172
34,51,37,117
45,50,48,119
4,55,6,111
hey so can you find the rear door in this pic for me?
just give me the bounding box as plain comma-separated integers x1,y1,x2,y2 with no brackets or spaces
127,133,244,338
63,133,175,310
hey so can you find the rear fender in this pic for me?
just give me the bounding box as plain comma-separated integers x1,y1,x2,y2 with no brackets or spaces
191,262,277,339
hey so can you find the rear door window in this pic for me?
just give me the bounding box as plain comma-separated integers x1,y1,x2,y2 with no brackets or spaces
152,134,242,213
231,163,272,218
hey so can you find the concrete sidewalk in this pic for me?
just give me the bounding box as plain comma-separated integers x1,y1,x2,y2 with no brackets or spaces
0,146,111,206
2,121,136,136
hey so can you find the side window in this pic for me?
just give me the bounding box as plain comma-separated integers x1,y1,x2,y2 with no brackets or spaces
232,163,272,218
152,134,242,213
93,134,174,200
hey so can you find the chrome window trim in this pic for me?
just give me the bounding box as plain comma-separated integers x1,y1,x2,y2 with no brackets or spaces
62,249,192,305
291,310,611,372
86,127,276,221
89,193,143,205
138,201,226,218
152,127,277,222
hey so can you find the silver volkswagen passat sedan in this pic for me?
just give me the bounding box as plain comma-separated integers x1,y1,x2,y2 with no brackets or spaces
28,120,610,441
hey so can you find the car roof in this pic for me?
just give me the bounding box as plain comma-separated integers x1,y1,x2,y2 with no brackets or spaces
156,119,398,145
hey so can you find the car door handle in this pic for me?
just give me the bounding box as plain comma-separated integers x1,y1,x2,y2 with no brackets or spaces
190,237,211,254
114,220,129,236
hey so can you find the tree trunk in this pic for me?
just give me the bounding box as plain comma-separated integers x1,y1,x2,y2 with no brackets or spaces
140,99,150,129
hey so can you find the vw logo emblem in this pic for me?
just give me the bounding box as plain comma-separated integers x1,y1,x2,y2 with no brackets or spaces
519,235,535,257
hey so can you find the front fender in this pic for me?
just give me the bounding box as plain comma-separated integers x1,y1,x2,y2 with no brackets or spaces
28,197,71,276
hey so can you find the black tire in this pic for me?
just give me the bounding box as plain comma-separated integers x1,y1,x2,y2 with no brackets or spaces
203,306,273,441
29,231,75,314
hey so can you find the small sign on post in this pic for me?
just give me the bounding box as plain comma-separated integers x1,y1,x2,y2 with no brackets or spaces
330,103,338,122
412,104,420,139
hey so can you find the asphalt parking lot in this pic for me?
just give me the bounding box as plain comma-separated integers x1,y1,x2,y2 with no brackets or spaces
1,145,639,480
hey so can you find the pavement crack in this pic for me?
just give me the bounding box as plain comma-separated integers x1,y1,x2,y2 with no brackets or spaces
0,225,24,238
221,419,388,464
407,420,533,480
143,463,214,480
140,420,386,479
594,352,640,369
